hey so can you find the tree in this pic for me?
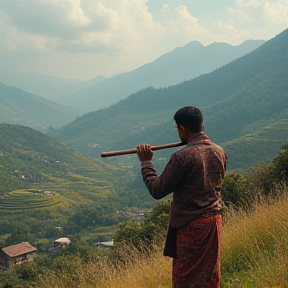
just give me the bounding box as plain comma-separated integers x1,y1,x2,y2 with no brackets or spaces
249,140,288,194
114,201,169,248
5,222,36,246
221,172,250,206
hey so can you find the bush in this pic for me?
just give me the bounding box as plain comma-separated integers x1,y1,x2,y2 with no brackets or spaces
222,172,250,206
114,201,169,248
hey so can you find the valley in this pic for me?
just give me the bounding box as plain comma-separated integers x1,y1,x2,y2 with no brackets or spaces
0,28,288,288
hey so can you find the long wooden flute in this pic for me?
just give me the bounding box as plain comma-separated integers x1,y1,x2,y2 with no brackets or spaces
101,141,187,157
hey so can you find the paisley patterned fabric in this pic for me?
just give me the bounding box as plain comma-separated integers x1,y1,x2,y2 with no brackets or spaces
141,134,226,228
172,213,222,288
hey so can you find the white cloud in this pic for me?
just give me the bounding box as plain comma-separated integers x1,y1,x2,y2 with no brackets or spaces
227,0,288,27
0,10,54,53
211,20,252,43
0,0,287,79
0,1,210,54
216,0,288,43
1,0,91,38
157,4,210,47
263,1,288,23
0,0,166,54
226,7,250,21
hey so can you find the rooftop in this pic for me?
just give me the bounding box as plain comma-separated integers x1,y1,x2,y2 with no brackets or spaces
54,237,71,244
2,242,37,257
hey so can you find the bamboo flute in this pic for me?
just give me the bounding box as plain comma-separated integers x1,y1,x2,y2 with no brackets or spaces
101,141,187,157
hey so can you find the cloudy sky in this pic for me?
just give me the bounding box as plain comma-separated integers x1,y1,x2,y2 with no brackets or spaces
0,0,287,80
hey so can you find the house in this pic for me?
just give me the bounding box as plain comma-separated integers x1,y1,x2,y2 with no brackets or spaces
0,242,37,268
53,237,71,250
96,240,114,248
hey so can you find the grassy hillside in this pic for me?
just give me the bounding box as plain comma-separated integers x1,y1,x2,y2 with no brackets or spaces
54,28,288,170
0,124,156,238
37,186,288,288
0,82,80,131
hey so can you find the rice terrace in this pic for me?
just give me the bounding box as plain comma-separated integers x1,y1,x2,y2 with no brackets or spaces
0,189,61,212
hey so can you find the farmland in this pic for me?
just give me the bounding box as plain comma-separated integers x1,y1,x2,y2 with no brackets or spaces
0,189,60,212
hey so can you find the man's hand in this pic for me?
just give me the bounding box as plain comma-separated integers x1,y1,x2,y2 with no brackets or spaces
136,143,153,162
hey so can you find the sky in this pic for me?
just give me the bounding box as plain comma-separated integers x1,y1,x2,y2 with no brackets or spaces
0,0,287,80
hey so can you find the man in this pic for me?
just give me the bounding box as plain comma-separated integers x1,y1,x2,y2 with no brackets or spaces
136,106,226,288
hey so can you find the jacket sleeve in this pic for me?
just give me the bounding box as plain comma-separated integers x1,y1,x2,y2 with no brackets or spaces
141,154,185,200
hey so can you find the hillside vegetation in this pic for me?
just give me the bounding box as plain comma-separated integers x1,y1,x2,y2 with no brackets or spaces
54,28,288,170
0,124,156,249
17,185,288,288
1,141,287,288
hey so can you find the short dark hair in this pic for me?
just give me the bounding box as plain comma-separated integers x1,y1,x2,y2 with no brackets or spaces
174,106,203,133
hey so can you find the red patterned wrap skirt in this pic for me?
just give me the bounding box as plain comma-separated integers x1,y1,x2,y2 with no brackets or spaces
172,212,222,288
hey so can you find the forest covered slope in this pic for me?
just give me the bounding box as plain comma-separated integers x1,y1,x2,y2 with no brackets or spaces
54,28,288,170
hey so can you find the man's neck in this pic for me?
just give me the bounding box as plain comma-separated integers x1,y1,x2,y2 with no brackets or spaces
187,131,205,142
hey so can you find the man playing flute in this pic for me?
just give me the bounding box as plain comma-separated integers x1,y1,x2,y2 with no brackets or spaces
136,106,227,288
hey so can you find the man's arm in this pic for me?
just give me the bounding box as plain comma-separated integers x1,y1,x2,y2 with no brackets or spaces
141,154,184,199
136,143,185,199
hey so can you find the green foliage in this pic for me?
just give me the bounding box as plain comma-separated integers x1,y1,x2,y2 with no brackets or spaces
272,142,288,181
5,222,37,246
0,123,153,247
221,172,250,206
221,139,288,207
65,203,126,234
249,141,288,193
14,261,45,281
114,201,169,247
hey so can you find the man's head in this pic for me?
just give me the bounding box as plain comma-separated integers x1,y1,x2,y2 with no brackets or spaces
174,106,203,133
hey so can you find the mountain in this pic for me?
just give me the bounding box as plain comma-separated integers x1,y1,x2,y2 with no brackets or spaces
0,72,106,103
62,40,265,112
0,82,80,131
53,28,288,171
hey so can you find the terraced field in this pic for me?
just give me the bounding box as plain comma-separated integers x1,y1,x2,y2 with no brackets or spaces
0,189,61,212
223,116,288,170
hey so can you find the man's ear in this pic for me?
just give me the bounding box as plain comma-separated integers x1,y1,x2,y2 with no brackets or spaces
178,125,186,134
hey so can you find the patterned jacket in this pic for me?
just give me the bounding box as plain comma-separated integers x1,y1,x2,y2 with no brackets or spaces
141,133,227,228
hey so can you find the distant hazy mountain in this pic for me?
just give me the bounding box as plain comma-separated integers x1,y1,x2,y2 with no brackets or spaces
0,72,106,103
62,39,265,112
0,82,80,130
54,28,288,170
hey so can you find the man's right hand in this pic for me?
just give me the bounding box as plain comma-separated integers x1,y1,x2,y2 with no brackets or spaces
136,143,153,162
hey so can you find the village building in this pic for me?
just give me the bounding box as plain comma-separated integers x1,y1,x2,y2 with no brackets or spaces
53,237,71,251
0,242,37,269
96,240,114,248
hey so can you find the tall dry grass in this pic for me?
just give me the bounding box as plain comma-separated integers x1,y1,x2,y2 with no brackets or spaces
40,184,288,288
39,243,172,288
221,183,288,288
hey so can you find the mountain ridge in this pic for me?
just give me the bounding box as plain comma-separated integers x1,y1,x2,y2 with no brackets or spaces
54,29,288,170
62,39,265,112
0,82,80,131
0,72,107,103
